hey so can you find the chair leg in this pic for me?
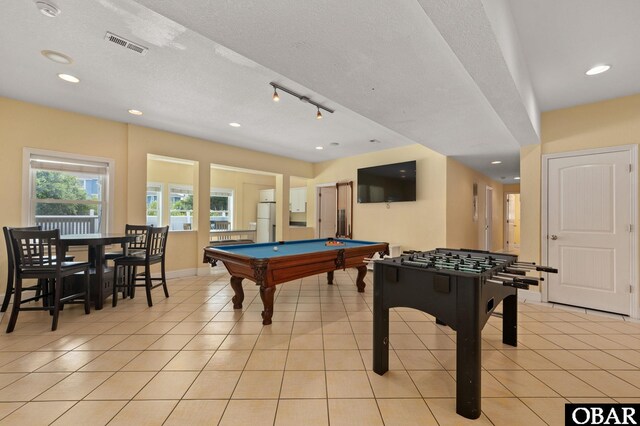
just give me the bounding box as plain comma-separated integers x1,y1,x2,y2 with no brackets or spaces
130,267,137,299
44,279,54,315
84,269,90,315
1,264,14,313
51,276,63,331
6,277,22,333
144,264,153,307
112,265,120,308
161,260,169,298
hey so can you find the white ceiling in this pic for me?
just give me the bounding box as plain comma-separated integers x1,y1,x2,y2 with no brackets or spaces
509,0,640,111
1,0,638,183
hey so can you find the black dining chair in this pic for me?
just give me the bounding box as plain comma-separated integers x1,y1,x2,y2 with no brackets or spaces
104,224,149,262
113,226,169,307
2,226,44,313
7,229,90,332
2,226,77,313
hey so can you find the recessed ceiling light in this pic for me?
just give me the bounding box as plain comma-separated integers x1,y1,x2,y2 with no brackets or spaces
128,109,143,116
491,160,502,165
41,50,72,64
229,122,241,127
514,176,520,180
330,142,340,147
369,139,381,144
315,146,324,150
585,64,611,76
36,1,60,17
57,73,79,83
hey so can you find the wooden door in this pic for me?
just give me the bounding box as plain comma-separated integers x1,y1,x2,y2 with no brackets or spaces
318,186,337,238
547,149,632,314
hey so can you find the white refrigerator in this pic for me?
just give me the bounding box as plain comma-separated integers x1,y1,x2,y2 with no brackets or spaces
256,202,276,243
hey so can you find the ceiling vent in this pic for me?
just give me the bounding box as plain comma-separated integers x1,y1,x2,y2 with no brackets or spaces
104,32,148,56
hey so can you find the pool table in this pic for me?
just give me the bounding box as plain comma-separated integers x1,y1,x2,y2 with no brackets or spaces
203,238,389,324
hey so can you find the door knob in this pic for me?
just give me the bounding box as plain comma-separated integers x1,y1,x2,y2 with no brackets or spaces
550,235,558,240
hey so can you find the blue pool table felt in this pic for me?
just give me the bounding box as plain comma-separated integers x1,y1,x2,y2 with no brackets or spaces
210,238,380,259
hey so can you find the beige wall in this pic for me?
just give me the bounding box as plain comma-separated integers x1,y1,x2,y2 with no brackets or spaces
520,94,640,303
0,97,313,285
0,97,129,280
127,125,313,273
312,145,448,250
1,95,515,288
445,158,504,251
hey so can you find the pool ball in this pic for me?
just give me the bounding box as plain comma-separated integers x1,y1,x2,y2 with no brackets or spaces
273,246,278,251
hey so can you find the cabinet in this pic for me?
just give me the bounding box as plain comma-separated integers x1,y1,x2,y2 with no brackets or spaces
290,187,307,212
259,189,275,202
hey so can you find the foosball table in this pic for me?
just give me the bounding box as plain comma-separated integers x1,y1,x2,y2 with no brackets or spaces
372,248,558,419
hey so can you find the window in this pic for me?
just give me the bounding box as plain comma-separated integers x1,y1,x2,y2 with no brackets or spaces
26,151,112,235
169,184,194,231
210,188,233,230
146,183,162,227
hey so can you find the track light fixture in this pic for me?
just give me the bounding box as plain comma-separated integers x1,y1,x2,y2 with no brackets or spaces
269,82,334,118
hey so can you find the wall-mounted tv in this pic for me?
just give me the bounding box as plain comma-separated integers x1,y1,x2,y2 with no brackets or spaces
357,160,416,203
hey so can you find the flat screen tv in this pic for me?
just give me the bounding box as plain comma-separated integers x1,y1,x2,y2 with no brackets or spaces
357,160,416,203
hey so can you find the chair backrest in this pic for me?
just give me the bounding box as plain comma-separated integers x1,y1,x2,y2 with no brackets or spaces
11,229,62,269
125,224,150,251
146,226,169,258
3,226,41,272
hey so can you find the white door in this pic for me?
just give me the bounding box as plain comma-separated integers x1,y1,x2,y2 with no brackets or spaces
506,194,521,250
547,150,632,314
485,187,493,251
318,186,337,238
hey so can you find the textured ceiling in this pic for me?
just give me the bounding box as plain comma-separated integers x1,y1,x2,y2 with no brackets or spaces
2,0,637,184
509,0,640,111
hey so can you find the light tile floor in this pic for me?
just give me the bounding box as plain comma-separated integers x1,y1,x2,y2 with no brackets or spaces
0,267,638,425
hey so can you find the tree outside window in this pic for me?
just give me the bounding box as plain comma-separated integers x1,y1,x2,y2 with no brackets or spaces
28,152,110,235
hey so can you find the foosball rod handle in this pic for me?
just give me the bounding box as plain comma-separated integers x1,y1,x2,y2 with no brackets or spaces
488,278,529,290
535,266,558,273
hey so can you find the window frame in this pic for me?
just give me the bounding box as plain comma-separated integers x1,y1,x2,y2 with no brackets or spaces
22,148,115,233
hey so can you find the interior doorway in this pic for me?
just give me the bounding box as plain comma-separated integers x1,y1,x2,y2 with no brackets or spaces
505,193,521,252
317,185,337,238
485,186,493,251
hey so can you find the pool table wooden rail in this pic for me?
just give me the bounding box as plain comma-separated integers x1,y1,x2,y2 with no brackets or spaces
203,240,388,324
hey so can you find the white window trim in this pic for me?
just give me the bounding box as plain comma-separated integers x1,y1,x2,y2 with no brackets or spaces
22,148,115,233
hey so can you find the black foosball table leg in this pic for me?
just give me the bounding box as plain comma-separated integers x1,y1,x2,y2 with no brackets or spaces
456,283,482,420
502,294,518,347
373,264,389,375
373,306,389,375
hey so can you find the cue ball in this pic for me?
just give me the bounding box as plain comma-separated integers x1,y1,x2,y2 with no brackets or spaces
273,246,278,251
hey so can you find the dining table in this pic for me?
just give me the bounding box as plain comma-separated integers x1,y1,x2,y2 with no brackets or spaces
61,233,139,310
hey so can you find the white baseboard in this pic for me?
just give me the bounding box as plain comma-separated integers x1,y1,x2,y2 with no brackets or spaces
517,288,542,302
165,268,198,279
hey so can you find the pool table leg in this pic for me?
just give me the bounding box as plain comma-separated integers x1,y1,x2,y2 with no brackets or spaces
260,285,275,325
327,271,334,285
230,276,244,309
355,265,367,292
